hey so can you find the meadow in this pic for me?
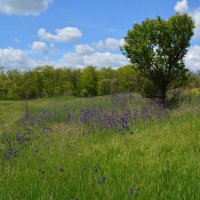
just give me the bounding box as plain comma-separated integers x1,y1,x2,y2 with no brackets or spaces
0,92,199,200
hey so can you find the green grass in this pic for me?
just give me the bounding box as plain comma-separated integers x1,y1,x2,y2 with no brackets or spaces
0,101,23,131
0,96,77,131
0,95,199,200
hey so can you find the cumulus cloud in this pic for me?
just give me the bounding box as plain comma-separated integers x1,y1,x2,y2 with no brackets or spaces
192,9,200,38
0,0,53,16
38,27,82,43
185,45,200,71
75,44,94,55
174,0,188,13
83,52,128,67
61,51,129,68
0,36,130,70
61,53,84,67
59,38,128,67
0,48,36,70
31,41,49,53
93,38,125,50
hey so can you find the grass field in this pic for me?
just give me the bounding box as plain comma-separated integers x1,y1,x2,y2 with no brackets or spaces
0,93,199,200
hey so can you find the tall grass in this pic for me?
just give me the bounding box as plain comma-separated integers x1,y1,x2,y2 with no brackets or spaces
0,93,199,200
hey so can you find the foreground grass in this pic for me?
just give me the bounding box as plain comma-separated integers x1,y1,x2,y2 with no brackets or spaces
0,95,199,200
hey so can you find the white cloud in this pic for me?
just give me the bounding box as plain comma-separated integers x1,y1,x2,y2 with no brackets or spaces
0,36,130,70
185,45,200,71
192,9,200,38
0,0,53,16
83,52,129,67
0,48,36,70
38,27,82,43
59,38,128,67
75,44,94,55
31,41,49,53
61,51,129,68
93,38,125,50
61,53,84,67
174,0,188,13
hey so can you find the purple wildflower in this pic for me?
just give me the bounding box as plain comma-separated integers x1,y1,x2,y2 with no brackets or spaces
60,168,64,173
102,176,106,182
94,167,98,173
129,186,134,195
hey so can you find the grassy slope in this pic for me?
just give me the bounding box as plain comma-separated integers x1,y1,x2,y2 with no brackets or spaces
0,96,76,131
0,96,199,200
0,101,23,130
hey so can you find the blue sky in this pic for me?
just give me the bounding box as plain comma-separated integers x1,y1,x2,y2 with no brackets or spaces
0,0,200,70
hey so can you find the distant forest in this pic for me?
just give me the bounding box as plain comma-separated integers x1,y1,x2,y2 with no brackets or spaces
0,65,138,100
0,65,199,100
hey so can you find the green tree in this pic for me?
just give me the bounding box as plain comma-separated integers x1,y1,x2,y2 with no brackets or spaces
33,67,45,98
20,71,37,99
121,13,195,105
98,79,111,95
0,68,8,99
116,65,136,93
79,66,98,97
68,68,82,96
97,67,116,95
6,70,23,100
57,68,74,95
41,66,56,97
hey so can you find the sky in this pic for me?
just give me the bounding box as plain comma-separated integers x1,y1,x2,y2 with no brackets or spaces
0,0,200,71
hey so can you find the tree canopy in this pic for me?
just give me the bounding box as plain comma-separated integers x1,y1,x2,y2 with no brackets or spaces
121,13,195,105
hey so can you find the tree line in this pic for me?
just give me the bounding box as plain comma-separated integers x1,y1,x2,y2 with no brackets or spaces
0,65,139,100
0,64,199,101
